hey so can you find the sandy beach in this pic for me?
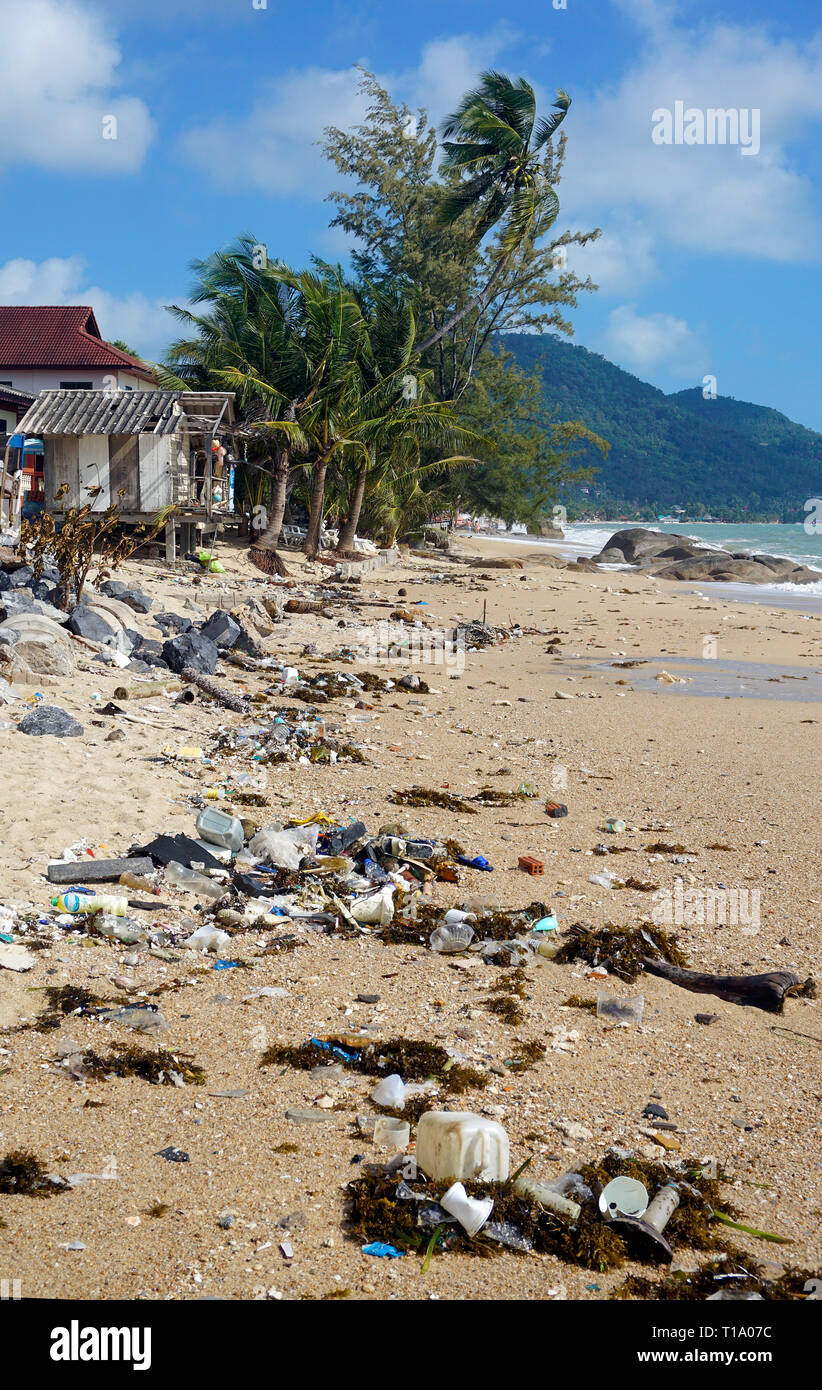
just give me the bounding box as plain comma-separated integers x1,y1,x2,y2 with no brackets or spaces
1,537,820,1302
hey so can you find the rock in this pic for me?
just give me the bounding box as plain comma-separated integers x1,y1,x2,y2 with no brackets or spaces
7,564,35,589
555,1119,593,1143
0,614,75,676
566,557,600,572
0,943,36,972
162,630,219,675
99,580,152,613
106,728,127,742
18,704,84,737
200,610,242,649
0,592,68,625
538,519,564,539
643,1102,669,1120
593,528,707,565
0,676,16,704
154,611,192,636
130,638,169,669
69,606,118,644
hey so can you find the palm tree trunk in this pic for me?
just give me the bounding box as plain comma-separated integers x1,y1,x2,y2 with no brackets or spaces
249,448,291,578
415,252,511,355
303,453,331,559
336,462,368,554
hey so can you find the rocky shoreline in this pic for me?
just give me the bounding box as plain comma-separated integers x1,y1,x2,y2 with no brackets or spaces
591,528,822,585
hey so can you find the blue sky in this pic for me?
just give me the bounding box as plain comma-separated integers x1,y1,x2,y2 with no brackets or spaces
3,0,822,426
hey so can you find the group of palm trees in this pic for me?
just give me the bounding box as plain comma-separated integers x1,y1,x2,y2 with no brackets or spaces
156,73,571,572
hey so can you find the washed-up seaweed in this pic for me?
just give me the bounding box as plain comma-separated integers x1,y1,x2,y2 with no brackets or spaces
345,1151,746,1275
619,1254,819,1301
260,1036,487,1092
562,995,598,1012
33,984,114,1032
553,922,689,982
0,1150,67,1197
389,786,477,814
76,1043,206,1086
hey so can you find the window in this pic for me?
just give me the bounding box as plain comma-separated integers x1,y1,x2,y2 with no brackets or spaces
59,380,93,390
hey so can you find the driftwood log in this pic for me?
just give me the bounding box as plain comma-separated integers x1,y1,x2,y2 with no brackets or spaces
641,958,811,1012
181,666,249,713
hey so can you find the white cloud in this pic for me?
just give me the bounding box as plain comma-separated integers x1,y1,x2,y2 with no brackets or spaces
180,29,517,197
0,0,154,174
602,303,706,377
567,220,658,293
0,257,175,359
560,5,822,263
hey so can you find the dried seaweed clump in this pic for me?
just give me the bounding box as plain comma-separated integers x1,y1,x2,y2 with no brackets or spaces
485,995,525,1025
563,995,598,1012
377,917,429,946
261,1036,487,1093
505,1039,546,1072
0,1150,66,1197
619,1254,820,1302
79,1043,205,1086
33,984,116,1032
389,786,476,814
553,921,689,983
579,1151,738,1253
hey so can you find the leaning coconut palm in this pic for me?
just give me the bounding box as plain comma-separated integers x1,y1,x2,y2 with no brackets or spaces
156,236,308,576
333,288,474,553
415,72,570,354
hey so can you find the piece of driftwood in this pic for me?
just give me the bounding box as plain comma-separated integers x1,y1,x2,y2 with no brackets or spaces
181,666,248,713
284,598,333,616
641,957,810,1012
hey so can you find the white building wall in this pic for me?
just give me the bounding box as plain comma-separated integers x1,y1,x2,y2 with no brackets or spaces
0,368,152,393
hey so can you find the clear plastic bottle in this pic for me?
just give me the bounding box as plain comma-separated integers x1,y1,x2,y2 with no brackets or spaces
119,871,159,895
165,861,225,900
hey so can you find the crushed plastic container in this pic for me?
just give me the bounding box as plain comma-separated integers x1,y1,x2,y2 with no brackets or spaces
430,922,475,953
372,1074,405,1109
165,862,225,901
416,1111,509,1182
373,1116,411,1149
195,808,244,853
597,992,644,1025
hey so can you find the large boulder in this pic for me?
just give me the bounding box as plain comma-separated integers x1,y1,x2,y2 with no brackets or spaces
162,630,219,674
99,579,153,613
0,613,75,676
130,637,169,669
200,610,242,649
652,552,822,584
154,611,192,636
593,528,707,565
0,591,68,625
18,704,83,737
69,605,118,644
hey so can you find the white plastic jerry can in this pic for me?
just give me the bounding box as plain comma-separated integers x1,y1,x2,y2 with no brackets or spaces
415,1111,509,1182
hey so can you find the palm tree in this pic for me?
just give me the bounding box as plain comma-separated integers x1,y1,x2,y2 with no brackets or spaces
415,72,570,354
157,237,308,575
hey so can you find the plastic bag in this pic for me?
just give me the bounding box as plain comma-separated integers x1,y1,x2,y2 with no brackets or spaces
351,884,396,925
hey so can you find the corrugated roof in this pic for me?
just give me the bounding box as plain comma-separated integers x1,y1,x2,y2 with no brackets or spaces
15,388,236,437
16,390,182,436
0,306,155,378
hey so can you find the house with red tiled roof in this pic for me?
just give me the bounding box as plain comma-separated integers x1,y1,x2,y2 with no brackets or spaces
0,306,155,394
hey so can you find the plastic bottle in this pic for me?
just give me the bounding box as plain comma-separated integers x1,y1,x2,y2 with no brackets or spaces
195,807,244,853
165,861,225,900
51,893,128,916
119,871,159,895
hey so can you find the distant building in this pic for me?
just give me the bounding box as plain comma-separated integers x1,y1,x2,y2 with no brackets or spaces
0,306,155,394
0,383,35,438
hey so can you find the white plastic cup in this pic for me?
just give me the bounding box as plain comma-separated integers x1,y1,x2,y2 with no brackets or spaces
440,1181,494,1237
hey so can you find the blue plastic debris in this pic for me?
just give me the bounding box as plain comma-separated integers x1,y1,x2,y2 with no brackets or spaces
213,960,241,971
362,1242,405,1258
457,855,493,871
310,1037,360,1063
532,914,559,933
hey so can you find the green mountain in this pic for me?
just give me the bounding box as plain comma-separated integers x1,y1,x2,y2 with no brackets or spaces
498,332,822,521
